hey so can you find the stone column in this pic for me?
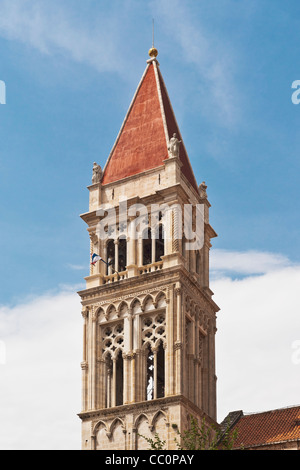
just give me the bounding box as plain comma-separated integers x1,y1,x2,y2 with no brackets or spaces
208,319,217,421
114,239,119,273
112,358,117,407
137,237,143,268
165,287,174,396
151,235,156,265
98,358,106,409
202,331,209,415
127,218,138,277
81,308,88,411
175,287,183,395
123,353,129,405
91,311,97,410
153,348,158,399
130,353,136,403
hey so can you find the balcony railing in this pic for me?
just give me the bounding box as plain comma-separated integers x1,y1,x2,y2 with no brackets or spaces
139,261,163,275
103,270,128,285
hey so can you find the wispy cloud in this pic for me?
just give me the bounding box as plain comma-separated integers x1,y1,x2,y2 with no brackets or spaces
150,0,240,127
211,249,293,277
67,263,86,271
0,0,125,73
0,288,82,450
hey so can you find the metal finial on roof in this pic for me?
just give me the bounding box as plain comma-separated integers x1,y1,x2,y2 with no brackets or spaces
149,19,158,58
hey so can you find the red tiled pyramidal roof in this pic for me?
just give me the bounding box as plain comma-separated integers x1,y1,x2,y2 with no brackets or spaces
102,57,198,191
227,405,300,449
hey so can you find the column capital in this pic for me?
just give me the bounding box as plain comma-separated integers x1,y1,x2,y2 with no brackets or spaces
81,307,89,319
174,341,183,351
175,287,182,297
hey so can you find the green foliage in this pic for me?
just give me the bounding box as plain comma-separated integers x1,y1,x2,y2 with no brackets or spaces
137,432,166,450
138,415,238,451
173,415,238,450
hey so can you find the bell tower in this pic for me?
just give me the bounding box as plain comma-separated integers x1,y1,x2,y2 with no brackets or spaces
78,48,219,451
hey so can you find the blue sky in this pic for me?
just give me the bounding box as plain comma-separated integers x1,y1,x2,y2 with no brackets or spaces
0,0,300,450
0,0,300,304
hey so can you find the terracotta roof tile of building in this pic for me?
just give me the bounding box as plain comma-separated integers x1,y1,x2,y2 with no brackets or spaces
102,58,198,192
228,405,300,449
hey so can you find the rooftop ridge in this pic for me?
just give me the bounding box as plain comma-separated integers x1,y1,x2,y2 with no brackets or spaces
242,404,300,416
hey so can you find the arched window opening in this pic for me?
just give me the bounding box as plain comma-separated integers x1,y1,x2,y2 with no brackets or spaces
118,238,127,272
105,354,113,408
143,228,152,266
116,350,124,406
146,345,154,401
157,342,165,398
155,224,164,262
106,239,115,275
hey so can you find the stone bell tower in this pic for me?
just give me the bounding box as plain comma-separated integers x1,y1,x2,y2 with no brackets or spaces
78,47,219,450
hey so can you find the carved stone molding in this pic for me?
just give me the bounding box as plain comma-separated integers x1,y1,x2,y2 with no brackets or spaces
174,341,183,351
175,287,182,297
89,230,99,246
81,308,89,319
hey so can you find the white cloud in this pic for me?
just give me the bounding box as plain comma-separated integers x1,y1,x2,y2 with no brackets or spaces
211,249,293,276
150,0,240,127
0,289,82,450
0,0,125,73
213,263,300,422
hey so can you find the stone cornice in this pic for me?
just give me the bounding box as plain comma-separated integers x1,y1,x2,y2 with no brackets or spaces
78,264,219,315
78,394,218,430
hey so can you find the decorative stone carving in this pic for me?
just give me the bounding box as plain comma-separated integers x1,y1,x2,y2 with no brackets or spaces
174,341,183,351
142,313,166,349
199,181,207,198
89,231,98,246
81,307,89,319
168,133,181,158
92,162,102,184
102,322,124,357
